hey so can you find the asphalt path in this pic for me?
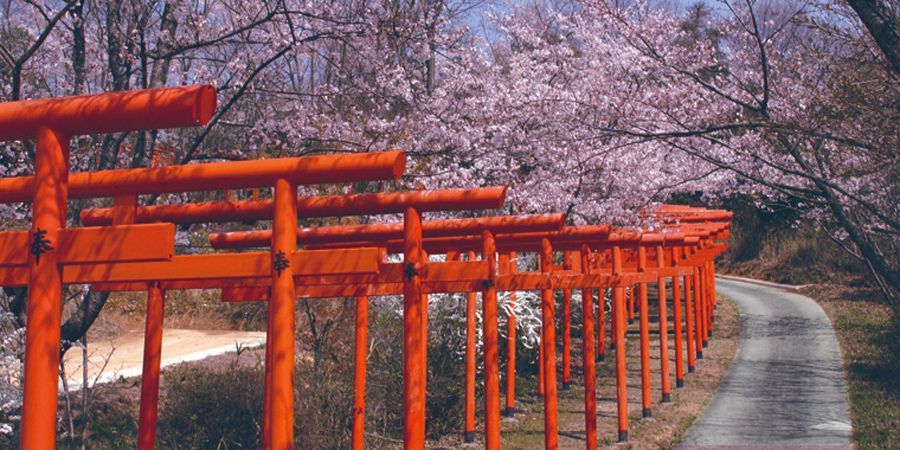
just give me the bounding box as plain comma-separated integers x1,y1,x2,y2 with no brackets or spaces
680,277,852,449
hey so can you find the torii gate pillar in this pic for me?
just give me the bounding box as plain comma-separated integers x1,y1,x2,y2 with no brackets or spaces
21,127,69,448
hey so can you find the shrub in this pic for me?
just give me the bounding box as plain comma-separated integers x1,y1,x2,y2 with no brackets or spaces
156,362,263,449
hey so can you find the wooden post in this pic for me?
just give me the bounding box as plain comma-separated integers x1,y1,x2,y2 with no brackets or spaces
684,273,697,370
627,285,635,325
138,283,165,450
482,232,501,450
464,251,477,443
698,265,708,350
267,178,298,449
504,252,518,417
693,268,704,359
580,246,598,450
403,207,426,449
637,246,652,419
612,245,629,442
21,127,68,449
656,246,671,403
421,249,429,402
598,271,606,362
671,248,685,388
540,238,559,449
352,295,369,450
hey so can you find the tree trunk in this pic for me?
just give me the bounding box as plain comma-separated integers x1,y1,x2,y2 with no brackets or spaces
847,0,900,74
131,0,178,168
71,0,85,95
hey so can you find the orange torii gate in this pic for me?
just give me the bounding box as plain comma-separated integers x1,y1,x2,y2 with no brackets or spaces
212,221,625,450
207,214,575,450
75,151,730,450
80,188,522,449
0,86,417,449
386,220,724,447
87,196,473,450
0,85,214,448
289,224,704,447
79,187,509,225
207,209,730,449
493,229,709,446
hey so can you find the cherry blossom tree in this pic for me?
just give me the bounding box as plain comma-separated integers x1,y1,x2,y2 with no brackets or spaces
0,0,897,437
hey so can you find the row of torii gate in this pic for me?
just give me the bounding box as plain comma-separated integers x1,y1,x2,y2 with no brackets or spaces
0,84,731,449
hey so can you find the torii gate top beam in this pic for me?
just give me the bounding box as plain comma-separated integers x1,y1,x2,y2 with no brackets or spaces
0,84,216,141
207,214,566,248
293,225,714,253
654,205,734,222
0,151,406,203
79,187,507,225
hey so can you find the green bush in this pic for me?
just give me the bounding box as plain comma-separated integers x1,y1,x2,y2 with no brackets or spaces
156,362,263,449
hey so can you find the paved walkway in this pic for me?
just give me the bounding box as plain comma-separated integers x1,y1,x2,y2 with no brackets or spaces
680,278,852,449
62,329,266,390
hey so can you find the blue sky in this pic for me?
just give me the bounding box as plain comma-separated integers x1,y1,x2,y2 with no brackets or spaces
461,0,730,41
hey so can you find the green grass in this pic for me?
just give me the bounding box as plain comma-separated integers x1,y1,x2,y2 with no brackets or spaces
821,298,899,449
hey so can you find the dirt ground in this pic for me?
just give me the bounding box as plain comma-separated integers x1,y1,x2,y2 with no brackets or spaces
487,293,740,449
61,329,266,390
